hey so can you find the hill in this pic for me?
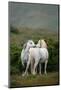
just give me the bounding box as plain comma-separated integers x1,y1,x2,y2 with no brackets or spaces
10,27,58,48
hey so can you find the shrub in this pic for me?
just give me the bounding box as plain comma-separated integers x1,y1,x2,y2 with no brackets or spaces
10,38,59,74
10,44,23,74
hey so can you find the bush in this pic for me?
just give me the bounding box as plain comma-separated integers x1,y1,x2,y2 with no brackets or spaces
10,44,23,74
10,38,59,74
47,39,59,72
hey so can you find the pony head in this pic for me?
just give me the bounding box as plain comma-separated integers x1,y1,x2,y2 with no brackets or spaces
23,40,35,50
37,39,47,48
27,40,35,48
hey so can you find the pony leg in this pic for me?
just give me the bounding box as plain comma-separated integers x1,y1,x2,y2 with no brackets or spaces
44,60,48,75
22,58,31,76
35,68,37,74
32,60,39,75
39,63,42,75
31,60,33,74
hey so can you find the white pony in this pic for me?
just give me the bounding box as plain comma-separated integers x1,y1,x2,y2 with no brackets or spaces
23,39,49,76
36,39,48,74
21,40,35,73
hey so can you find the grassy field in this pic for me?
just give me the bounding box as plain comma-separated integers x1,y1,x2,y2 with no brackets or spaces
10,72,59,88
10,27,58,48
10,27,59,88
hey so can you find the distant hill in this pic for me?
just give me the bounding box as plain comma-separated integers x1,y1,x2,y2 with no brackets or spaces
10,26,58,48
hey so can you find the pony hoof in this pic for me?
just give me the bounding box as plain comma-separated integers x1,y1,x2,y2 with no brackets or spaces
32,72,36,75
39,73,42,75
22,73,26,77
22,72,29,77
44,73,47,75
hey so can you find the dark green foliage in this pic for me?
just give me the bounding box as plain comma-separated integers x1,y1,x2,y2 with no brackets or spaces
47,39,59,72
10,44,23,74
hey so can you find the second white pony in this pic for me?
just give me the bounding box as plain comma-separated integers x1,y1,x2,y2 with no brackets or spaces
21,40,35,74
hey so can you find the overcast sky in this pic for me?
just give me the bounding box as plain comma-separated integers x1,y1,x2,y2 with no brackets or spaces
9,2,59,31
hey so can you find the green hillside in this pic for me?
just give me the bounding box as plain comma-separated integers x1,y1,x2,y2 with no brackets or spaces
10,27,58,47
10,26,59,87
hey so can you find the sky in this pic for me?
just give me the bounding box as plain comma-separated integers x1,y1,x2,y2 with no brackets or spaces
9,2,59,31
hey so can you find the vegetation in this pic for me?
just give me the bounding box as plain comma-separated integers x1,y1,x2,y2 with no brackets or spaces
10,26,59,74
10,26,59,87
10,72,59,88
10,26,19,34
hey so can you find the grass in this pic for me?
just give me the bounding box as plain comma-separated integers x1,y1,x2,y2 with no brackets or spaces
10,72,59,88
10,27,59,88
10,27,58,48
